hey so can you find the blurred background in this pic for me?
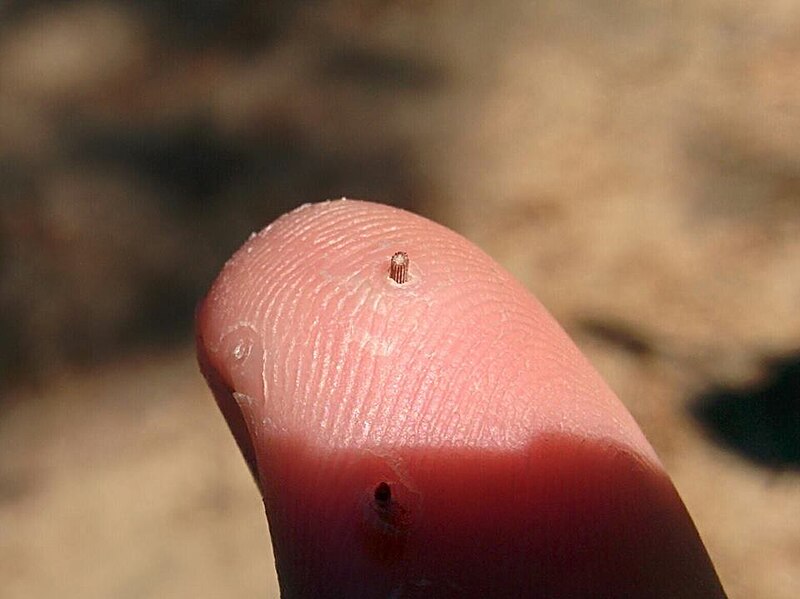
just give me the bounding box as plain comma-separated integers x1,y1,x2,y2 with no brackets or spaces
0,1,798,597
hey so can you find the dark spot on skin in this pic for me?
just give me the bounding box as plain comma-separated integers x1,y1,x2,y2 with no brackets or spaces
374,481,391,505
369,483,409,536
362,481,410,563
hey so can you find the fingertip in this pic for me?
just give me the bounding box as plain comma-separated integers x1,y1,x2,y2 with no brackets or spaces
197,199,726,598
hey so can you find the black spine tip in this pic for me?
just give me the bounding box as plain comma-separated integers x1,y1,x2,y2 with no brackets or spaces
374,482,391,505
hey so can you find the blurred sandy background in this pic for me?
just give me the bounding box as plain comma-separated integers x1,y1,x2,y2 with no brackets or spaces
1,1,799,597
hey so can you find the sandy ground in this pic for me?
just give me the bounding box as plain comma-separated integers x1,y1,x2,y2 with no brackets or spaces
1,1,799,597
1,352,278,598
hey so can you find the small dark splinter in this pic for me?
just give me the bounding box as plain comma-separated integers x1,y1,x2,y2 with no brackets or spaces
374,481,391,506
389,252,409,284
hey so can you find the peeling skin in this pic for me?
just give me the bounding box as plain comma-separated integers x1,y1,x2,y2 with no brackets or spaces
231,391,259,436
365,446,421,497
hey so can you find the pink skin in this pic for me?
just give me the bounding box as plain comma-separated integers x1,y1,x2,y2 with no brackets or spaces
196,200,726,598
